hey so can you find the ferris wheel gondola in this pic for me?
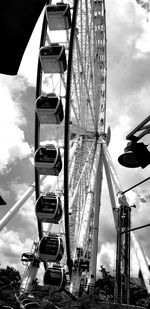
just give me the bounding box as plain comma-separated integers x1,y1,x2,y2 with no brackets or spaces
34,144,62,175
35,193,62,223
40,44,67,73
46,3,72,30
21,252,35,263
43,266,67,288
35,93,64,124
21,299,39,309
38,234,64,262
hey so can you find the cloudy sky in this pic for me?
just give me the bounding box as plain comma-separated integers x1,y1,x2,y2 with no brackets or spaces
0,0,150,283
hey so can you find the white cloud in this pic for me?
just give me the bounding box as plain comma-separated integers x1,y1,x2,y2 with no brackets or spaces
106,0,150,193
97,241,145,278
0,78,31,174
0,187,11,203
10,182,37,226
97,242,116,275
0,227,33,274
19,199,37,226
107,0,150,107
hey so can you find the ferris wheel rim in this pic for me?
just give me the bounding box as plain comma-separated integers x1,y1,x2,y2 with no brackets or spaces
34,11,48,244
33,0,107,290
64,0,79,277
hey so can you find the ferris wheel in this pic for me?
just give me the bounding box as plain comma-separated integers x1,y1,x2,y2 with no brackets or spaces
20,0,108,295
18,0,150,300
1,0,150,304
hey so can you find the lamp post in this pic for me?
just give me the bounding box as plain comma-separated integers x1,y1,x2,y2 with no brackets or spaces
115,203,131,304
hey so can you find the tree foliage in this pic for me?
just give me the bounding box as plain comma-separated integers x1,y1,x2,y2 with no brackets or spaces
0,265,149,308
0,266,21,308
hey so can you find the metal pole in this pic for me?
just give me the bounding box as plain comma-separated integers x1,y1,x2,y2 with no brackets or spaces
103,149,118,228
126,115,150,140
131,232,150,295
115,205,131,304
78,139,101,247
103,149,119,302
89,142,103,294
115,207,122,303
121,222,150,234
123,206,131,304
120,176,150,195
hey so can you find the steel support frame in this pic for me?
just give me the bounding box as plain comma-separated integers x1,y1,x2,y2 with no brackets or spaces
103,144,150,299
89,140,131,300
89,140,104,294
115,205,131,304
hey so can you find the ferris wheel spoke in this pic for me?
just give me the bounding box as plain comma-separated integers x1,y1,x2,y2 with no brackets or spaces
70,99,80,126
69,139,96,208
75,36,95,129
60,73,66,90
85,1,95,94
72,71,81,120
77,139,102,246
68,138,96,260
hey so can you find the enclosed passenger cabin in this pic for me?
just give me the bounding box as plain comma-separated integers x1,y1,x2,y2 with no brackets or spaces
100,73,105,83
95,29,104,41
35,193,62,223
21,252,40,267
43,266,66,289
94,14,104,25
36,93,64,124
84,250,90,259
38,235,64,262
76,247,83,258
34,144,62,176
40,43,67,74
94,0,102,11
21,252,35,263
73,260,78,271
100,60,104,69
21,299,38,309
46,3,71,31
79,260,89,272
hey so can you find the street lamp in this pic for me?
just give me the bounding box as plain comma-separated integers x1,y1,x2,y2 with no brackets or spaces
118,115,150,169
118,141,150,168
